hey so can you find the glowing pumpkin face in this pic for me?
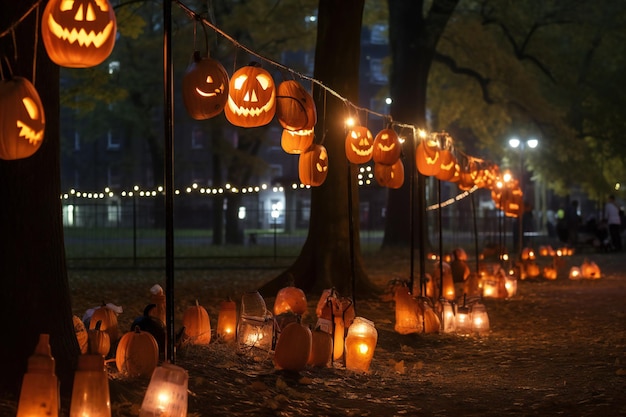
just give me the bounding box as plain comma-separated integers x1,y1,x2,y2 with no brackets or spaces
276,80,317,131
42,0,117,68
225,63,276,127
374,160,404,189
281,128,314,154
435,149,457,181
299,144,328,186
182,52,229,120
0,77,45,160
345,126,374,164
415,139,441,176
372,128,401,165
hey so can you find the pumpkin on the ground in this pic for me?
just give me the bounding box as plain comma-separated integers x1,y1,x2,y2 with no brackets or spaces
88,303,119,342
307,327,333,368
116,326,159,378
273,322,312,372
87,320,111,357
182,300,211,345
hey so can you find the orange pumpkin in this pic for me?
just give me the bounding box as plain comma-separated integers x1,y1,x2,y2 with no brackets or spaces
581,259,601,279
274,286,308,316
345,126,374,164
225,63,276,127
182,52,229,120
374,160,404,189
372,128,401,165
307,327,333,367
182,300,211,345
299,144,328,186
276,80,317,131
0,76,45,160
115,326,159,378
87,320,111,357
415,138,441,176
73,315,88,354
435,149,457,181
273,322,312,372
41,0,117,68
281,128,314,154
89,303,119,342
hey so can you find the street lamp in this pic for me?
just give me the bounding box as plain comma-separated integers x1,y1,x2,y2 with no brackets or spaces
271,202,281,261
508,137,539,255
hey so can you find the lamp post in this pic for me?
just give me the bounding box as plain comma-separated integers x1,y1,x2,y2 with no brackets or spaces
271,202,281,261
508,137,538,255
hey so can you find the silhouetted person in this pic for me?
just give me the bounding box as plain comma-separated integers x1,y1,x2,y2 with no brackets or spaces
604,195,622,251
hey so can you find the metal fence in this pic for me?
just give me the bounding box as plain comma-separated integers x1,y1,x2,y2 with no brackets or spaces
62,198,536,265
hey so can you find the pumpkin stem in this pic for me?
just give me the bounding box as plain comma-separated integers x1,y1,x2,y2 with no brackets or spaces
144,303,157,317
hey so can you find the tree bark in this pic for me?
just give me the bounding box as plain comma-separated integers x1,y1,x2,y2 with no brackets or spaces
0,1,79,398
382,0,460,249
259,0,374,298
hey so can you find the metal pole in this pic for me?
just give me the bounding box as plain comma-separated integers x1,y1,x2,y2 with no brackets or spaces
347,164,357,316
517,144,525,256
437,179,443,299
132,194,137,264
163,0,175,363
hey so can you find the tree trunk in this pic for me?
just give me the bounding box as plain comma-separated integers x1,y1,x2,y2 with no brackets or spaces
382,0,459,249
0,1,79,398
259,0,374,298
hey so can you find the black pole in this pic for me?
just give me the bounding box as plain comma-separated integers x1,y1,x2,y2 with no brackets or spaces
132,193,137,264
163,0,175,363
417,172,427,297
408,141,415,294
471,191,480,275
347,164,357,316
437,179,443,299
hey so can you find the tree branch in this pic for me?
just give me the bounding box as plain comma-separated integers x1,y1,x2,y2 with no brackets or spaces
433,51,494,103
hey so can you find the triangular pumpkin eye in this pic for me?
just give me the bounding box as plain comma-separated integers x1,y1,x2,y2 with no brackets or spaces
60,0,74,12
205,75,214,83
22,97,40,120
74,4,84,20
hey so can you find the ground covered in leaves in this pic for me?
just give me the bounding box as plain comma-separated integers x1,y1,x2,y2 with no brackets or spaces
6,250,626,416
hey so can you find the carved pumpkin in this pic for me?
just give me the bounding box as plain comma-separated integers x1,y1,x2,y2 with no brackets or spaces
299,144,328,186
0,76,45,160
374,160,404,189
281,128,314,154
415,137,441,176
435,149,457,181
393,284,421,335
581,259,601,279
89,303,119,342
274,286,308,316
273,322,312,372
307,327,333,368
87,320,111,357
182,52,229,120
543,265,558,280
225,62,276,127
115,326,159,378
524,261,541,279
345,126,374,164
182,300,211,345
372,128,401,165
41,0,117,68
73,315,89,354
457,160,476,190
276,80,317,131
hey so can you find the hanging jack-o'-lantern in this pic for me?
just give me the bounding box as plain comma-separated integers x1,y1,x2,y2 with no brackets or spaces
435,148,457,181
0,76,45,160
299,144,328,186
374,160,404,189
225,62,276,127
457,160,476,190
42,0,117,68
345,126,374,164
276,80,317,131
415,136,441,176
372,128,401,165
281,128,314,154
182,52,229,120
